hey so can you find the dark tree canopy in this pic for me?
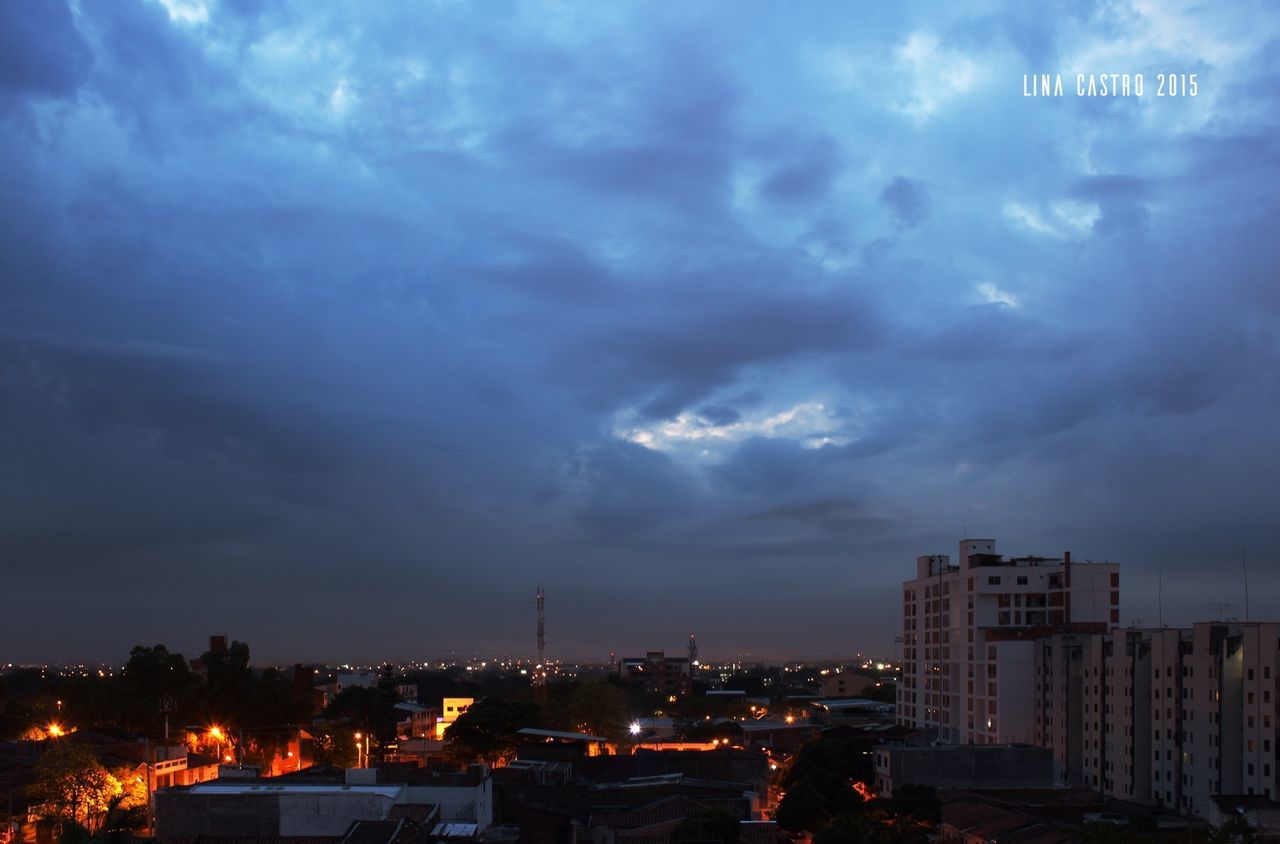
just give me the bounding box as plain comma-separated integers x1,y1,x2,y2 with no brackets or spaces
444,698,540,767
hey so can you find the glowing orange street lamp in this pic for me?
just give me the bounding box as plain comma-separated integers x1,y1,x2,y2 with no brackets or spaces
208,726,226,762
48,723,64,738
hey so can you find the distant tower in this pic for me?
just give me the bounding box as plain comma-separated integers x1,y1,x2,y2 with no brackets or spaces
688,633,698,664
534,587,547,702
609,650,616,674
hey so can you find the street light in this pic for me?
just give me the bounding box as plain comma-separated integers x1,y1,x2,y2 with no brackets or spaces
48,723,64,738
208,726,226,764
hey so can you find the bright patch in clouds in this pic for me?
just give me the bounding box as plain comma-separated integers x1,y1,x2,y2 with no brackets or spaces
329,78,354,115
617,401,848,454
976,281,1019,308
1003,200,1099,238
896,32,977,120
154,0,208,25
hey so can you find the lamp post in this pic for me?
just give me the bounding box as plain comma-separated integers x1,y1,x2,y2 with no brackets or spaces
355,733,363,768
208,726,225,764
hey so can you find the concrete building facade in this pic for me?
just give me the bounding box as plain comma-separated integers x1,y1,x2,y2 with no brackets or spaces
897,538,1119,745
618,652,693,698
1033,621,1280,822
873,744,1055,797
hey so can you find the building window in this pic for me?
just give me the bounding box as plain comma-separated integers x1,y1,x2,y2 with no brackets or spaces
988,575,1001,585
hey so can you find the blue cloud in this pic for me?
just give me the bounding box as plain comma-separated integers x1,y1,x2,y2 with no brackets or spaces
2,0,1280,660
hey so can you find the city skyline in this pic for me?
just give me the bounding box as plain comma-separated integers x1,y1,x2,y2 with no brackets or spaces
3,2,1280,663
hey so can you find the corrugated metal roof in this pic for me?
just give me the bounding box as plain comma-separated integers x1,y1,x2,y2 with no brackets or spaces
428,822,477,839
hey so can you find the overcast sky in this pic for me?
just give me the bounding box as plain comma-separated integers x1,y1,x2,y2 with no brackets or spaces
3,1,1279,665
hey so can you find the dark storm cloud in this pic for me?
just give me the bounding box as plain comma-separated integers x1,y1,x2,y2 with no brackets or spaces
741,498,892,537
0,1,90,97
2,0,1279,661
760,136,841,203
568,440,699,539
712,437,822,495
569,283,883,419
697,404,741,426
879,177,929,229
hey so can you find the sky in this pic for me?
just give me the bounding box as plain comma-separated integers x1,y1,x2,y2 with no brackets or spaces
3,0,1280,665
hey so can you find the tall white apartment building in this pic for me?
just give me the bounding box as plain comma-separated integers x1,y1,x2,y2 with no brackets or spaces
897,538,1120,745
1034,621,1280,819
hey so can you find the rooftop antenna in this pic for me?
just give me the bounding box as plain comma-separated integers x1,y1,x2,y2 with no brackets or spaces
1242,547,1251,623
534,586,547,703
1212,602,1232,622
1158,566,1164,629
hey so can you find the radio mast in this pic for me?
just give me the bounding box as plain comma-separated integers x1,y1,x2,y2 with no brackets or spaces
534,586,547,702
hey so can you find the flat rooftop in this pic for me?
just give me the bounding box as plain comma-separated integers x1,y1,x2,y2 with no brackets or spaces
179,783,403,798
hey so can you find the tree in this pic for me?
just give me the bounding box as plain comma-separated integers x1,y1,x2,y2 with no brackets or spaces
311,731,359,768
444,698,539,767
1210,813,1262,844
109,767,148,812
123,645,192,702
121,644,198,733
565,682,628,742
861,683,896,705
813,813,885,844
33,744,121,833
889,784,939,826
323,684,397,739
775,781,832,834
784,737,873,789
199,640,253,723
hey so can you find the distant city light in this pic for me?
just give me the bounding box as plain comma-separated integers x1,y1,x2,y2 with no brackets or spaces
629,721,642,736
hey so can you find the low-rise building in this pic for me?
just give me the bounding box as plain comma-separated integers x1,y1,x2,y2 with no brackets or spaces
155,765,492,838
873,744,1054,797
618,652,692,698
